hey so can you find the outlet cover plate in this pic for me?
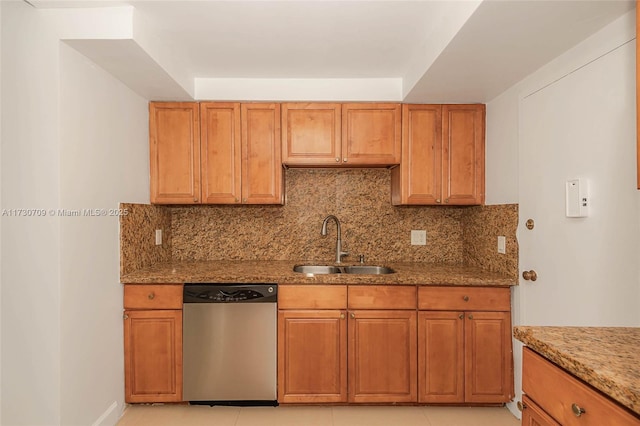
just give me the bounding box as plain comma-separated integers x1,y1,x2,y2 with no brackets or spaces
411,230,427,246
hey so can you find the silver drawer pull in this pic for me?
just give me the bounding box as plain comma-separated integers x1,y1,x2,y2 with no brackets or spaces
571,403,585,417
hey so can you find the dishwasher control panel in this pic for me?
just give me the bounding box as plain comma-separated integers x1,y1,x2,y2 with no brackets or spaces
184,283,277,303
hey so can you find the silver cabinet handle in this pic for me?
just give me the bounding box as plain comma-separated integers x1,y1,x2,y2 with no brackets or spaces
571,403,585,417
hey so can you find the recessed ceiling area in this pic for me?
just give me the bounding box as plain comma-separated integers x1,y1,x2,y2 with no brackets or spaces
31,0,635,102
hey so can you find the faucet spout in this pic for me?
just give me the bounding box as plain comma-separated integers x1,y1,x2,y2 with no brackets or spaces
321,215,349,263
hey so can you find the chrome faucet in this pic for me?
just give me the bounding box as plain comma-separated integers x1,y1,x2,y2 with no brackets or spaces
321,215,349,263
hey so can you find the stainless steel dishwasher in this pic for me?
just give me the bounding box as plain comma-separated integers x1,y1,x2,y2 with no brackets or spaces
183,283,277,406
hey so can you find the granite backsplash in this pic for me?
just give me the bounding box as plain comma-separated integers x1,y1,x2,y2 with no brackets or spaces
121,168,518,280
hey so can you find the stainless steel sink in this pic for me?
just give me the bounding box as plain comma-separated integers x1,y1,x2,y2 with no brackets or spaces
293,265,342,274
341,265,395,274
293,264,395,275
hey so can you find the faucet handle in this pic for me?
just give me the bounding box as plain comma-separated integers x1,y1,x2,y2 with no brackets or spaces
340,250,349,261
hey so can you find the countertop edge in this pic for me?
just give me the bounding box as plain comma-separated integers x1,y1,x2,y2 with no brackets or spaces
120,260,517,287
514,326,640,416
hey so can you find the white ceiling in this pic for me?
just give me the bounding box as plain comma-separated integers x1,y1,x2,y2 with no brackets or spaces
32,0,635,102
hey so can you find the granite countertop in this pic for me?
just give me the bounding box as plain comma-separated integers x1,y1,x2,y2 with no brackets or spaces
514,326,640,416
120,260,515,286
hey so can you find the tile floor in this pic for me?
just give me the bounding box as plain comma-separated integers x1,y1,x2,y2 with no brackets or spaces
117,404,520,426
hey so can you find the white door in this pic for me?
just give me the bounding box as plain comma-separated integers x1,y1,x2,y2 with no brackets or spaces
518,40,638,326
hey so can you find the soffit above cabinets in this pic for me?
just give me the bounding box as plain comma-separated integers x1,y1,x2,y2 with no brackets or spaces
34,0,634,102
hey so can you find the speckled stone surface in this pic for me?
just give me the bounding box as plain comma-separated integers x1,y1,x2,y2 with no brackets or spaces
119,203,172,276
463,204,519,281
170,169,465,263
120,260,515,286
119,170,519,281
514,326,640,415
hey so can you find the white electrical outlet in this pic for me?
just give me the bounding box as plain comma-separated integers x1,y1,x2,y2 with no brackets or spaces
411,230,427,246
155,229,163,246
497,236,506,254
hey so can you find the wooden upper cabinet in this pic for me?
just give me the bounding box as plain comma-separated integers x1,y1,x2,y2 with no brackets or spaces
282,103,342,166
242,103,284,204
150,101,283,205
200,102,242,204
391,104,442,205
149,102,200,204
392,104,485,206
343,103,402,166
442,104,485,205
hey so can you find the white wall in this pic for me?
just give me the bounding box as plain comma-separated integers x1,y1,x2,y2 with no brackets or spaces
1,3,63,424
485,10,639,418
58,44,148,425
0,3,3,422
1,2,149,425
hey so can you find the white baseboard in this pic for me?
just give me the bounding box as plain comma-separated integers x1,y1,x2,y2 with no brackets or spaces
92,401,119,426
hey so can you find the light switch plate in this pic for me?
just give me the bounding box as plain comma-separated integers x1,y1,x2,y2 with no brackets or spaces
155,229,162,246
497,236,506,254
411,230,427,245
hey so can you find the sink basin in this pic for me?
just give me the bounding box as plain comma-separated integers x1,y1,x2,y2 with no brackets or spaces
293,265,342,274
293,264,395,275
341,265,395,275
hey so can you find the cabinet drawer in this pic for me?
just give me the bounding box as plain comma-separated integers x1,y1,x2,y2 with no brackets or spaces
348,285,416,309
278,285,347,309
523,348,639,426
418,286,510,311
124,284,183,309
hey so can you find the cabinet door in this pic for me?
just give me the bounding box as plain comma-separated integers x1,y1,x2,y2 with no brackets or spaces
391,104,442,205
241,103,283,204
124,310,183,403
282,103,341,166
442,104,485,205
464,311,513,403
418,311,464,403
348,310,417,403
522,395,561,426
342,103,401,166
149,102,200,204
278,310,347,403
200,102,242,204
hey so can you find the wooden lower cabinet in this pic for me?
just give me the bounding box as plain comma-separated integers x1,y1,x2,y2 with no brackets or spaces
465,311,513,403
124,309,183,403
418,287,513,404
277,284,512,406
522,347,639,425
418,311,465,402
277,310,347,403
521,395,560,426
348,310,417,403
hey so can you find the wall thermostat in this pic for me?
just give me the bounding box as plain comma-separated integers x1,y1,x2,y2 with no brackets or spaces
565,178,589,218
